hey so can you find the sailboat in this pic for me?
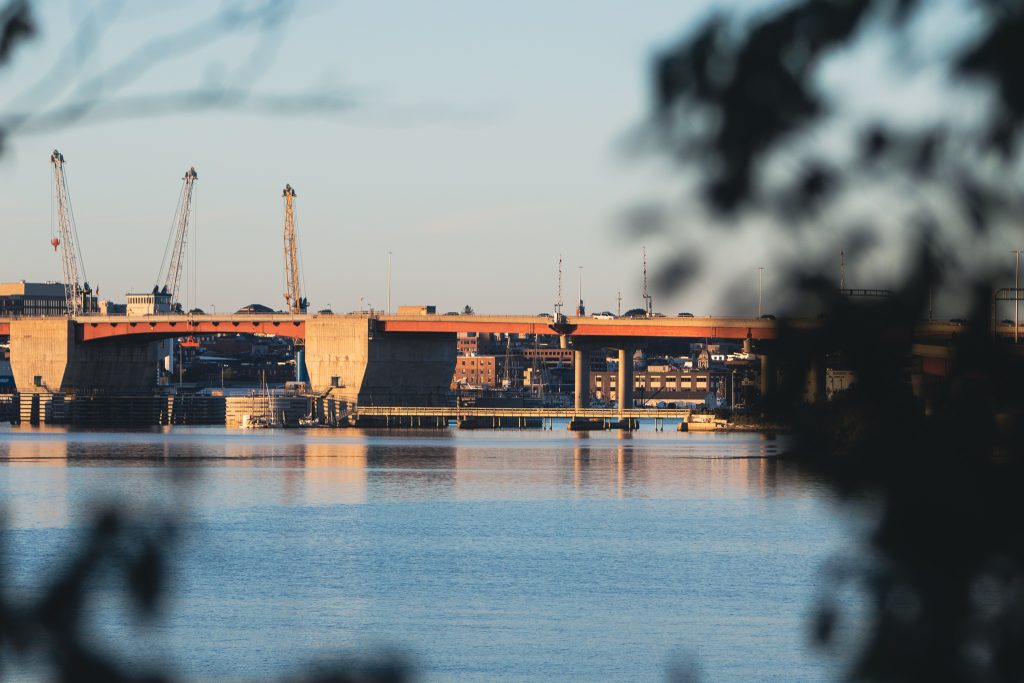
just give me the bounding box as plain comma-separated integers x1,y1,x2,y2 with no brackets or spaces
239,370,281,428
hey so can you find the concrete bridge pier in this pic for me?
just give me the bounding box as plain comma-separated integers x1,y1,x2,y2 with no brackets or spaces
304,316,456,407
9,318,160,395
617,347,635,413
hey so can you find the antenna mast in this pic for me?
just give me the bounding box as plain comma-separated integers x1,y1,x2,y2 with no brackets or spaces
642,246,653,317
282,184,307,314
50,150,89,316
156,166,198,309
840,250,846,289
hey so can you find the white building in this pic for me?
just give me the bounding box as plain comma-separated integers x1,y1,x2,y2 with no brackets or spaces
126,290,172,316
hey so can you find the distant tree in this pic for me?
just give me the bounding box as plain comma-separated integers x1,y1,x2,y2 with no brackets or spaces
623,307,647,318
462,305,475,315
187,307,204,315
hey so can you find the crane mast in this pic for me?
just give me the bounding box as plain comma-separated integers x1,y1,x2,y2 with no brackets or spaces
50,149,90,317
156,167,198,308
282,184,306,314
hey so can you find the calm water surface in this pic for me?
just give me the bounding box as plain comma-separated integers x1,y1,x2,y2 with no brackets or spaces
0,424,858,681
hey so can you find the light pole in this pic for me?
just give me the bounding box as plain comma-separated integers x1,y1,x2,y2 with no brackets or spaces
757,267,764,317
387,251,393,315
211,304,216,315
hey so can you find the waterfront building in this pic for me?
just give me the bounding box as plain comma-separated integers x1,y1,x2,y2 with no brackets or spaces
590,368,731,407
126,289,173,316
0,281,82,316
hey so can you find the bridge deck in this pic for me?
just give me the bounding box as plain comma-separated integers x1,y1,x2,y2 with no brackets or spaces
0,312,1006,341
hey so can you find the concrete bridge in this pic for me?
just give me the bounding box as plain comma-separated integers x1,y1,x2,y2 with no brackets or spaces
0,312,1005,410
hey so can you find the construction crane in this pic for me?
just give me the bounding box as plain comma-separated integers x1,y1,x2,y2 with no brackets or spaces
282,184,307,314
155,166,198,310
49,149,92,316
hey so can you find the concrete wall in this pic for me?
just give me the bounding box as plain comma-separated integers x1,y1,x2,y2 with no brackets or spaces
305,316,456,406
9,318,159,393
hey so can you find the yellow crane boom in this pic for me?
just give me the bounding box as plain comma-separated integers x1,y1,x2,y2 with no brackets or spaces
282,184,307,314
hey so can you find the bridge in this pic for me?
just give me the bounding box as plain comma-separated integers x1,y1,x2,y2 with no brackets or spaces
0,311,1007,416
0,311,978,342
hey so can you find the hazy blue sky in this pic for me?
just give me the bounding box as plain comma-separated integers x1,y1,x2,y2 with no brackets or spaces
0,1,729,315
1,1,988,317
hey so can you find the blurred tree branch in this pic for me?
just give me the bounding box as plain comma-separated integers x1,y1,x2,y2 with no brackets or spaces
0,0,355,150
642,1,1024,681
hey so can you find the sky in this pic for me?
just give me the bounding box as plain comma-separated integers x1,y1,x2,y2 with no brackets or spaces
0,0,759,316
0,1,996,318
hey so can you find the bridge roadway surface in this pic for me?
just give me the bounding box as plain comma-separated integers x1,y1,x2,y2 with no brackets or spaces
0,312,984,341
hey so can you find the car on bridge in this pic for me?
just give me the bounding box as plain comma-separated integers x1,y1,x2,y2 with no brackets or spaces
593,312,615,319
677,312,694,318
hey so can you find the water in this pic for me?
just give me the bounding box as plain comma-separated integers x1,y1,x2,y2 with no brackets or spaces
0,425,858,681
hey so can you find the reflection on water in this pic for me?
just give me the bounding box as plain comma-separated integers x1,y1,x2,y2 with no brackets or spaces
0,426,812,530
0,425,840,683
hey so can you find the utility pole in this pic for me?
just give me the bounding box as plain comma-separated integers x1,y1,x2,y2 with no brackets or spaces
387,251,393,315
758,267,764,317
840,251,845,290
617,290,622,317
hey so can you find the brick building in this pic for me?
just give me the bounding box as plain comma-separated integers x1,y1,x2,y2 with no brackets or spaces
590,369,728,406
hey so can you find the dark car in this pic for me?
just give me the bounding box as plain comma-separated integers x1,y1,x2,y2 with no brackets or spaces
1001,319,1015,325
677,312,694,318
759,314,776,320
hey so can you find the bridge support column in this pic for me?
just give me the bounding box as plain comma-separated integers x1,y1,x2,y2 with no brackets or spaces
617,347,634,413
305,316,456,407
573,348,589,410
9,318,159,394
759,350,777,400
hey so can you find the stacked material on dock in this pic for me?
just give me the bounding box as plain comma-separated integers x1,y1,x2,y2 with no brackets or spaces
67,395,164,426
16,391,67,424
225,395,309,428
162,395,226,425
